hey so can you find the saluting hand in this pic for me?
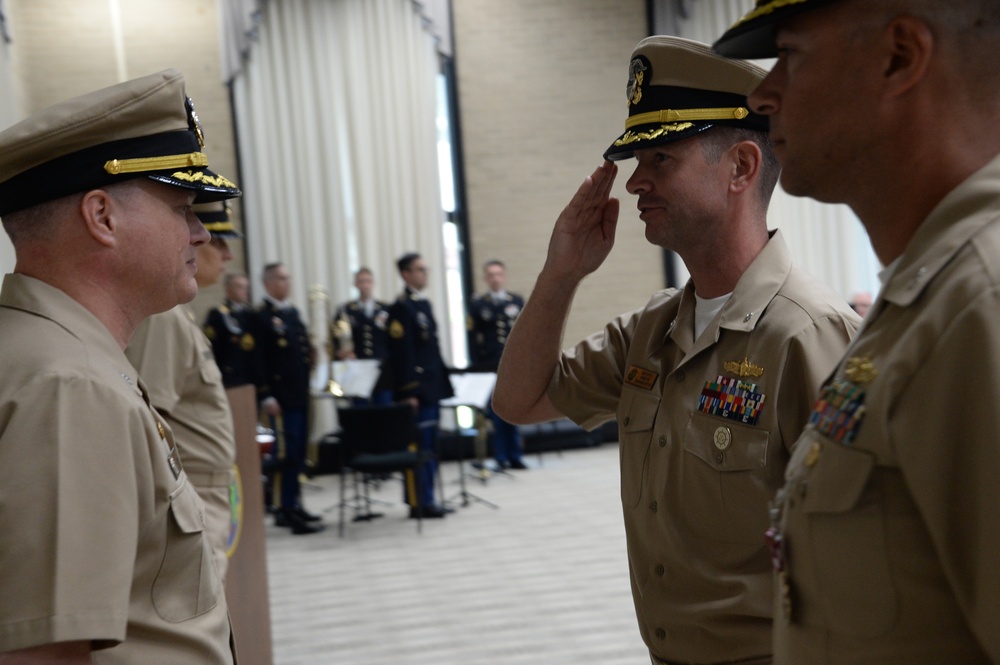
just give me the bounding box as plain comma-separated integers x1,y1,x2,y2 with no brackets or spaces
543,161,620,283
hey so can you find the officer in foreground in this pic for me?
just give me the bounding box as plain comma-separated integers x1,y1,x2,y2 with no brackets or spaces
493,37,858,664
0,69,239,663
714,0,1000,662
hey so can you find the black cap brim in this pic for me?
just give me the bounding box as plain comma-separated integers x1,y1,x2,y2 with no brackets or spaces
148,169,242,204
713,0,842,59
605,122,717,161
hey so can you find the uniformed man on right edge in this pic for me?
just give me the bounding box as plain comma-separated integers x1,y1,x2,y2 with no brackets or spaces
493,37,859,665
713,1,1000,663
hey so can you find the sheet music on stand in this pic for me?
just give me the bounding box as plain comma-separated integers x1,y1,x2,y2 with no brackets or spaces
330,359,382,398
440,372,496,411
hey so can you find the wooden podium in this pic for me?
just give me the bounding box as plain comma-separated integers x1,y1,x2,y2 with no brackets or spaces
224,385,274,664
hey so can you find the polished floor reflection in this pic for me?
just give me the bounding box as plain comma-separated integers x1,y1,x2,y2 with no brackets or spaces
265,443,649,664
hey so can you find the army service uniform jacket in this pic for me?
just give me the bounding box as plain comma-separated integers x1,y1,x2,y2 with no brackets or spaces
126,304,237,580
204,299,260,389
332,298,392,392
0,275,233,663
548,231,859,664
253,299,312,411
771,155,1000,664
387,287,454,406
467,291,524,372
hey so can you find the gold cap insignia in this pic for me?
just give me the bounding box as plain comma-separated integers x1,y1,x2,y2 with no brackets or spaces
723,357,764,378
626,57,648,107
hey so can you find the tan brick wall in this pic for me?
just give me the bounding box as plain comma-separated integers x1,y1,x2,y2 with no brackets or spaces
3,0,663,338
4,0,240,317
453,0,663,346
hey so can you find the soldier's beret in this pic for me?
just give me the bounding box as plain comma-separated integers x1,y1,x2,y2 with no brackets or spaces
605,36,769,161
0,68,240,217
713,0,843,60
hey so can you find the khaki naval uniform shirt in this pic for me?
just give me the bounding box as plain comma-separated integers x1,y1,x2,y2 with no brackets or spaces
772,156,1000,664
0,275,233,663
127,305,237,580
548,231,859,664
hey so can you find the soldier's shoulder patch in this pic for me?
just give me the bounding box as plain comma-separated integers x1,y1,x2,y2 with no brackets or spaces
390,320,405,339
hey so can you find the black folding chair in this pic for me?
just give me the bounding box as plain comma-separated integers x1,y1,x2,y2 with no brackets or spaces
336,403,428,535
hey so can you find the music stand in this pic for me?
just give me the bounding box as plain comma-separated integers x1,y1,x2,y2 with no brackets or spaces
325,359,392,519
440,372,500,510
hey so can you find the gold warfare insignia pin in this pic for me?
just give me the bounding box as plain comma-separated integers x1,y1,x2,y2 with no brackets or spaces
204,325,216,340
844,356,877,384
241,333,255,351
724,357,764,378
624,364,657,390
389,320,405,339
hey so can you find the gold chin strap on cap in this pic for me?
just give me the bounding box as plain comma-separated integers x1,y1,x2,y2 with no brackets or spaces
625,107,749,130
103,151,209,175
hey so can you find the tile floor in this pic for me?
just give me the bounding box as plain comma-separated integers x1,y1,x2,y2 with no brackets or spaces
264,443,651,664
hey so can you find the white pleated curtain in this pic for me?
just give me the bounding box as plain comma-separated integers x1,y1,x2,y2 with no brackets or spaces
229,0,449,363
0,1,17,274
654,0,881,298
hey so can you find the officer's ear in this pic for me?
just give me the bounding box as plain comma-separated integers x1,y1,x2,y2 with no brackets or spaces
729,140,762,195
79,188,119,249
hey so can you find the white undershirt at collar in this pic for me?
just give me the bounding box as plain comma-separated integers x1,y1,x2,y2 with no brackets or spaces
694,291,733,340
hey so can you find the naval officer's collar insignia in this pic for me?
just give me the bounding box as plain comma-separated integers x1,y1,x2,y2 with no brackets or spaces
724,357,764,378
844,356,877,385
